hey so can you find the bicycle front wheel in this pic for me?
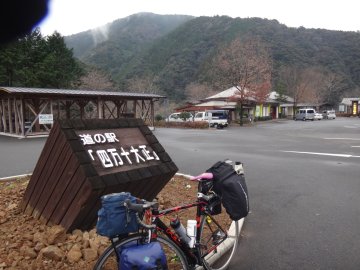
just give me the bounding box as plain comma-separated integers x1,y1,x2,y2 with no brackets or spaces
199,214,240,270
93,234,189,270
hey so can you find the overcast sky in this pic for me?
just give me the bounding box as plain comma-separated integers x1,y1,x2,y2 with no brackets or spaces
38,0,359,36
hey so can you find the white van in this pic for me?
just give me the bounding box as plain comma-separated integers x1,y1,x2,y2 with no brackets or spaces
295,108,315,121
194,110,228,128
165,112,193,122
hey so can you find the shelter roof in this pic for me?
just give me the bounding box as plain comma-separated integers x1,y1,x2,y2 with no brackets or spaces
0,87,165,99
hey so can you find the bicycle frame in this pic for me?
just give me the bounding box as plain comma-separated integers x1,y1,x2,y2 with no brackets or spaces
150,196,228,267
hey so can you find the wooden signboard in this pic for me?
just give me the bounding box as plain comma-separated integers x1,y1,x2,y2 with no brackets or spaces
21,118,178,232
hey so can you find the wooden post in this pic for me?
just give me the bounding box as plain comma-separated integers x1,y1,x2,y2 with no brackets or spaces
33,99,41,132
66,101,71,119
133,100,137,117
8,98,13,134
151,99,154,127
20,98,25,137
14,98,19,134
50,99,54,128
0,99,3,132
57,100,61,120
2,99,7,132
97,98,103,119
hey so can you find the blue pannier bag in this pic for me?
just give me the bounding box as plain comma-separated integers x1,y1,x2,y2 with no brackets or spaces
96,192,139,238
119,241,168,270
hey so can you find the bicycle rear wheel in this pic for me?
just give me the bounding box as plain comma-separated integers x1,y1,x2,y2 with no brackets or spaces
199,214,240,270
93,234,189,270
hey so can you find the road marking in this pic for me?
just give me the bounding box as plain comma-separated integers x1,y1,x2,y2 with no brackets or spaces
344,125,360,129
351,146,360,148
324,138,360,141
280,150,360,158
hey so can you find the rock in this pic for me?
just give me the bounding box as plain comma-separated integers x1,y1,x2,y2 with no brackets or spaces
72,229,83,237
7,203,17,211
20,245,37,259
34,242,45,252
33,231,47,245
41,245,64,261
83,231,90,241
82,239,90,249
47,225,66,245
23,233,34,241
82,248,98,261
66,245,82,263
89,229,97,239
89,238,100,251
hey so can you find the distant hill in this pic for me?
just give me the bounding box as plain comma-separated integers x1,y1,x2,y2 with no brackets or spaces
65,13,194,74
65,13,360,102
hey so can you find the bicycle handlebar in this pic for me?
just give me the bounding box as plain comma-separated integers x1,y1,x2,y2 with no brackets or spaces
135,213,156,230
189,172,213,181
124,199,157,230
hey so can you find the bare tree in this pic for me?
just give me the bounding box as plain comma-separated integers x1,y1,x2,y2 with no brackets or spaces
280,66,346,114
126,75,160,94
213,37,272,125
185,82,216,101
78,68,116,91
279,66,313,117
319,71,346,106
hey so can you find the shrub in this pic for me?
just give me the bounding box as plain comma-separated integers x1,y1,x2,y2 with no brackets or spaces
153,120,209,129
155,114,163,122
255,116,272,121
179,112,192,121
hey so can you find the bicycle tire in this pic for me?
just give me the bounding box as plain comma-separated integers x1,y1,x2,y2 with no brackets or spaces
93,234,189,270
199,215,239,270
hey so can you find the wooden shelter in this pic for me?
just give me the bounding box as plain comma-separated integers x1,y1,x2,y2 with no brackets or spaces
0,87,165,138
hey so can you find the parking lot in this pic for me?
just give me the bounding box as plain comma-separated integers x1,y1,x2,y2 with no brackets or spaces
1,117,360,269
154,118,360,269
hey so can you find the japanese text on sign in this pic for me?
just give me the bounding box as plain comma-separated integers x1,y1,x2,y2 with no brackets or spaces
79,132,159,169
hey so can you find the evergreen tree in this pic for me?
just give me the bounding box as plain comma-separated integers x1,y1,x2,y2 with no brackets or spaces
0,29,83,88
38,31,83,88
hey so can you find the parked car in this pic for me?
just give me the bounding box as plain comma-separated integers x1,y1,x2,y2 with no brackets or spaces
295,108,315,121
194,110,229,128
322,110,336,119
314,112,323,120
165,112,193,122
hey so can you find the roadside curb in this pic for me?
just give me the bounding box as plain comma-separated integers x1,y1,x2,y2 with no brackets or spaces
0,173,31,182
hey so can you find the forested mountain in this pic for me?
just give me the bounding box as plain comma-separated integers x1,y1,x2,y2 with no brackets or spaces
65,13,193,73
65,13,360,103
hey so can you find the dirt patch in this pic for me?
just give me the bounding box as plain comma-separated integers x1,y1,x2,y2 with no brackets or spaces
0,175,231,270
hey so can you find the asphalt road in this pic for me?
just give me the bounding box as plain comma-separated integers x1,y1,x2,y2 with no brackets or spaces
1,118,360,269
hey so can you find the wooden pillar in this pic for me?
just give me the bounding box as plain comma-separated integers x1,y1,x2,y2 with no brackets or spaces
133,100,137,117
102,101,106,119
66,101,71,119
0,99,3,132
20,98,25,137
151,99,154,126
2,99,7,132
49,99,53,128
14,98,19,134
33,99,40,132
79,101,85,119
97,98,103,119
8,98,13,134
57,100,61,120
